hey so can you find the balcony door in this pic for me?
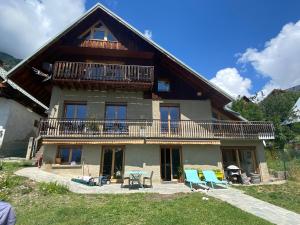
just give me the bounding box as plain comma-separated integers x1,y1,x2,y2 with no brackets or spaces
104,104,127,133
101,146,124,181
160,106,180,134
62,103,87,134
64,103,87,119
161,146,182,181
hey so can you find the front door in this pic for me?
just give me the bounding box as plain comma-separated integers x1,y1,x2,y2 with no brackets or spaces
160,146,182,181
101,146,124,181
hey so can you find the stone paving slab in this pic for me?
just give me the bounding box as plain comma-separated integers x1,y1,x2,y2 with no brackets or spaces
206,188,300,225
15,167,191,194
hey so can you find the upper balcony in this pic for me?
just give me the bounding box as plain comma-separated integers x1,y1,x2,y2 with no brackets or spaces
52,61,154,90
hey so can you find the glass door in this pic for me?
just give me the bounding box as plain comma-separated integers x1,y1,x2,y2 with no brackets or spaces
104,104,127,133
101,146,124,181
161,147,182,181
63,103,87,134
160,106,180,134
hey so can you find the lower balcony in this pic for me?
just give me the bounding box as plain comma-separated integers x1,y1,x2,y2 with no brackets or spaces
39,118,275,141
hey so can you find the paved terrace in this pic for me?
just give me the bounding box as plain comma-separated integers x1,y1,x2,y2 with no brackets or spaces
15,167,300,225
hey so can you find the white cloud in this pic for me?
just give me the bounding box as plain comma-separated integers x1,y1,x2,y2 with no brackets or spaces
0,0,86,59
238,20,300,90
210,68,252,98
143,29,152,39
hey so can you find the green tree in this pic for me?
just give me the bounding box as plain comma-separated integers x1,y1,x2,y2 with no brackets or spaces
231,97,264,121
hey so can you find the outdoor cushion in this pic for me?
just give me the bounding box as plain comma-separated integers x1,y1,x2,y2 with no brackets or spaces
184,169,207,190
202,170,228,188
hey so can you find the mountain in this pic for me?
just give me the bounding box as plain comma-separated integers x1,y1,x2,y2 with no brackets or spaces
286,85,300,92
0,52,22,71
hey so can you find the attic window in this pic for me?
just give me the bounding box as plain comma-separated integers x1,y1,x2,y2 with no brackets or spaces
158,80,170,92
82,22,117,42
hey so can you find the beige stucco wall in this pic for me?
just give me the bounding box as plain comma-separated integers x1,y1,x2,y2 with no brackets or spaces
221,140,269,181
182,145,223,170
49,86,212,121
0,98,41,157
124,144,160,182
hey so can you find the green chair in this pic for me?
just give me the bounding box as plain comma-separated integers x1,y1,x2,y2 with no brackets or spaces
184,169,207,190
202,170,228,188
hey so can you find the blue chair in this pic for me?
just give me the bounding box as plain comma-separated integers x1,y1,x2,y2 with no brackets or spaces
202,170,228,188
184,169,207,190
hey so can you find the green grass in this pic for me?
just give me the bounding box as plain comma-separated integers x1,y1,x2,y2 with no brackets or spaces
1,162,272,225
236,181,300,214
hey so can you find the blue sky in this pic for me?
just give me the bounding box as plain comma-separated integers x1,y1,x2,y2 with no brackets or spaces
1,0,300,98
87,0,300,96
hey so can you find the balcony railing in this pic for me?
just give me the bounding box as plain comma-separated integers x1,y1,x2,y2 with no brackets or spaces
39,118,275,140
52,61,154,84
78,40,127,50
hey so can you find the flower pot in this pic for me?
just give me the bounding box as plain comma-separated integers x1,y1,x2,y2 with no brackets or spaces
55,157,61,164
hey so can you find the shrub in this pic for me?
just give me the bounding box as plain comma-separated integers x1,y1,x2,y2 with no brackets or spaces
38,182,69,195
287,159,300,182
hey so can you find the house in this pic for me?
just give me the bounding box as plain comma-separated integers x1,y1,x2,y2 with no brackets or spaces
5,3,274,182
0,61,47,157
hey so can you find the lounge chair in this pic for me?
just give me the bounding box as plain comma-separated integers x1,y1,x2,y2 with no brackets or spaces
202,170,228,188
143,171,153,188
184,169,207,191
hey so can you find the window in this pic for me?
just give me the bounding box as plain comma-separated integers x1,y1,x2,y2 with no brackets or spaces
82,22,117,42
57,146,82,165
64,103,87,119
158,80,170,92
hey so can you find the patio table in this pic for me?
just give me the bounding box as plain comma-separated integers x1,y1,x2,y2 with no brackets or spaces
126,170,146,189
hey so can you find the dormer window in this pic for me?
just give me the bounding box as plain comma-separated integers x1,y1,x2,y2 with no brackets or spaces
80,21,117,42
158,80,170,92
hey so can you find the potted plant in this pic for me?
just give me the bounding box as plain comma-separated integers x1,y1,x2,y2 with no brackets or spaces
177,166,184,183
55,157,61,164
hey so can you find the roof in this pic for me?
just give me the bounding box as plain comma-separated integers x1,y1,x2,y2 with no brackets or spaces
0,66,48,111
6,3,234,104
283,97,300,124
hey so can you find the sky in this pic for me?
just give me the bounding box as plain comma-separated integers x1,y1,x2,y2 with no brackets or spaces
1,0,300,99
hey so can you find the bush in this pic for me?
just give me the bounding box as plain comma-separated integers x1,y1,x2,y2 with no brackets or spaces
288,159,300,182
38,182,69,195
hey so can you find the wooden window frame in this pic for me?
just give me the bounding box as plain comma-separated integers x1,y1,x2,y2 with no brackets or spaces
56,145,82,165
160,145,183,181
79,21,118,42
100,145,125,180
63,101,87,119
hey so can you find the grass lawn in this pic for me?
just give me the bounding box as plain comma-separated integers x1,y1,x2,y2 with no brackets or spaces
236,181,300,214
1,163,272,225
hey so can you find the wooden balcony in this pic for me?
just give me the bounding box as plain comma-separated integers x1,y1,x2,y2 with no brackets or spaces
52,61,154,90
39,118,275,141
78,40,127,50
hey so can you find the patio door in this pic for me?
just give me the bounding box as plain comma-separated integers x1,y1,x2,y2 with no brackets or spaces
104,104,127,133
101,146,124,181
160,106,180,134
160,146,182,181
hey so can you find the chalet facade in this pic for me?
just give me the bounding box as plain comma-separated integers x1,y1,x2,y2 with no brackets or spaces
6,4,274,182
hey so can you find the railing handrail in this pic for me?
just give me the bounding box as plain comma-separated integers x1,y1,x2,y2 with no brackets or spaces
52,61,154,83
39,118,275,140
43,117,273,124
54,61,155,69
